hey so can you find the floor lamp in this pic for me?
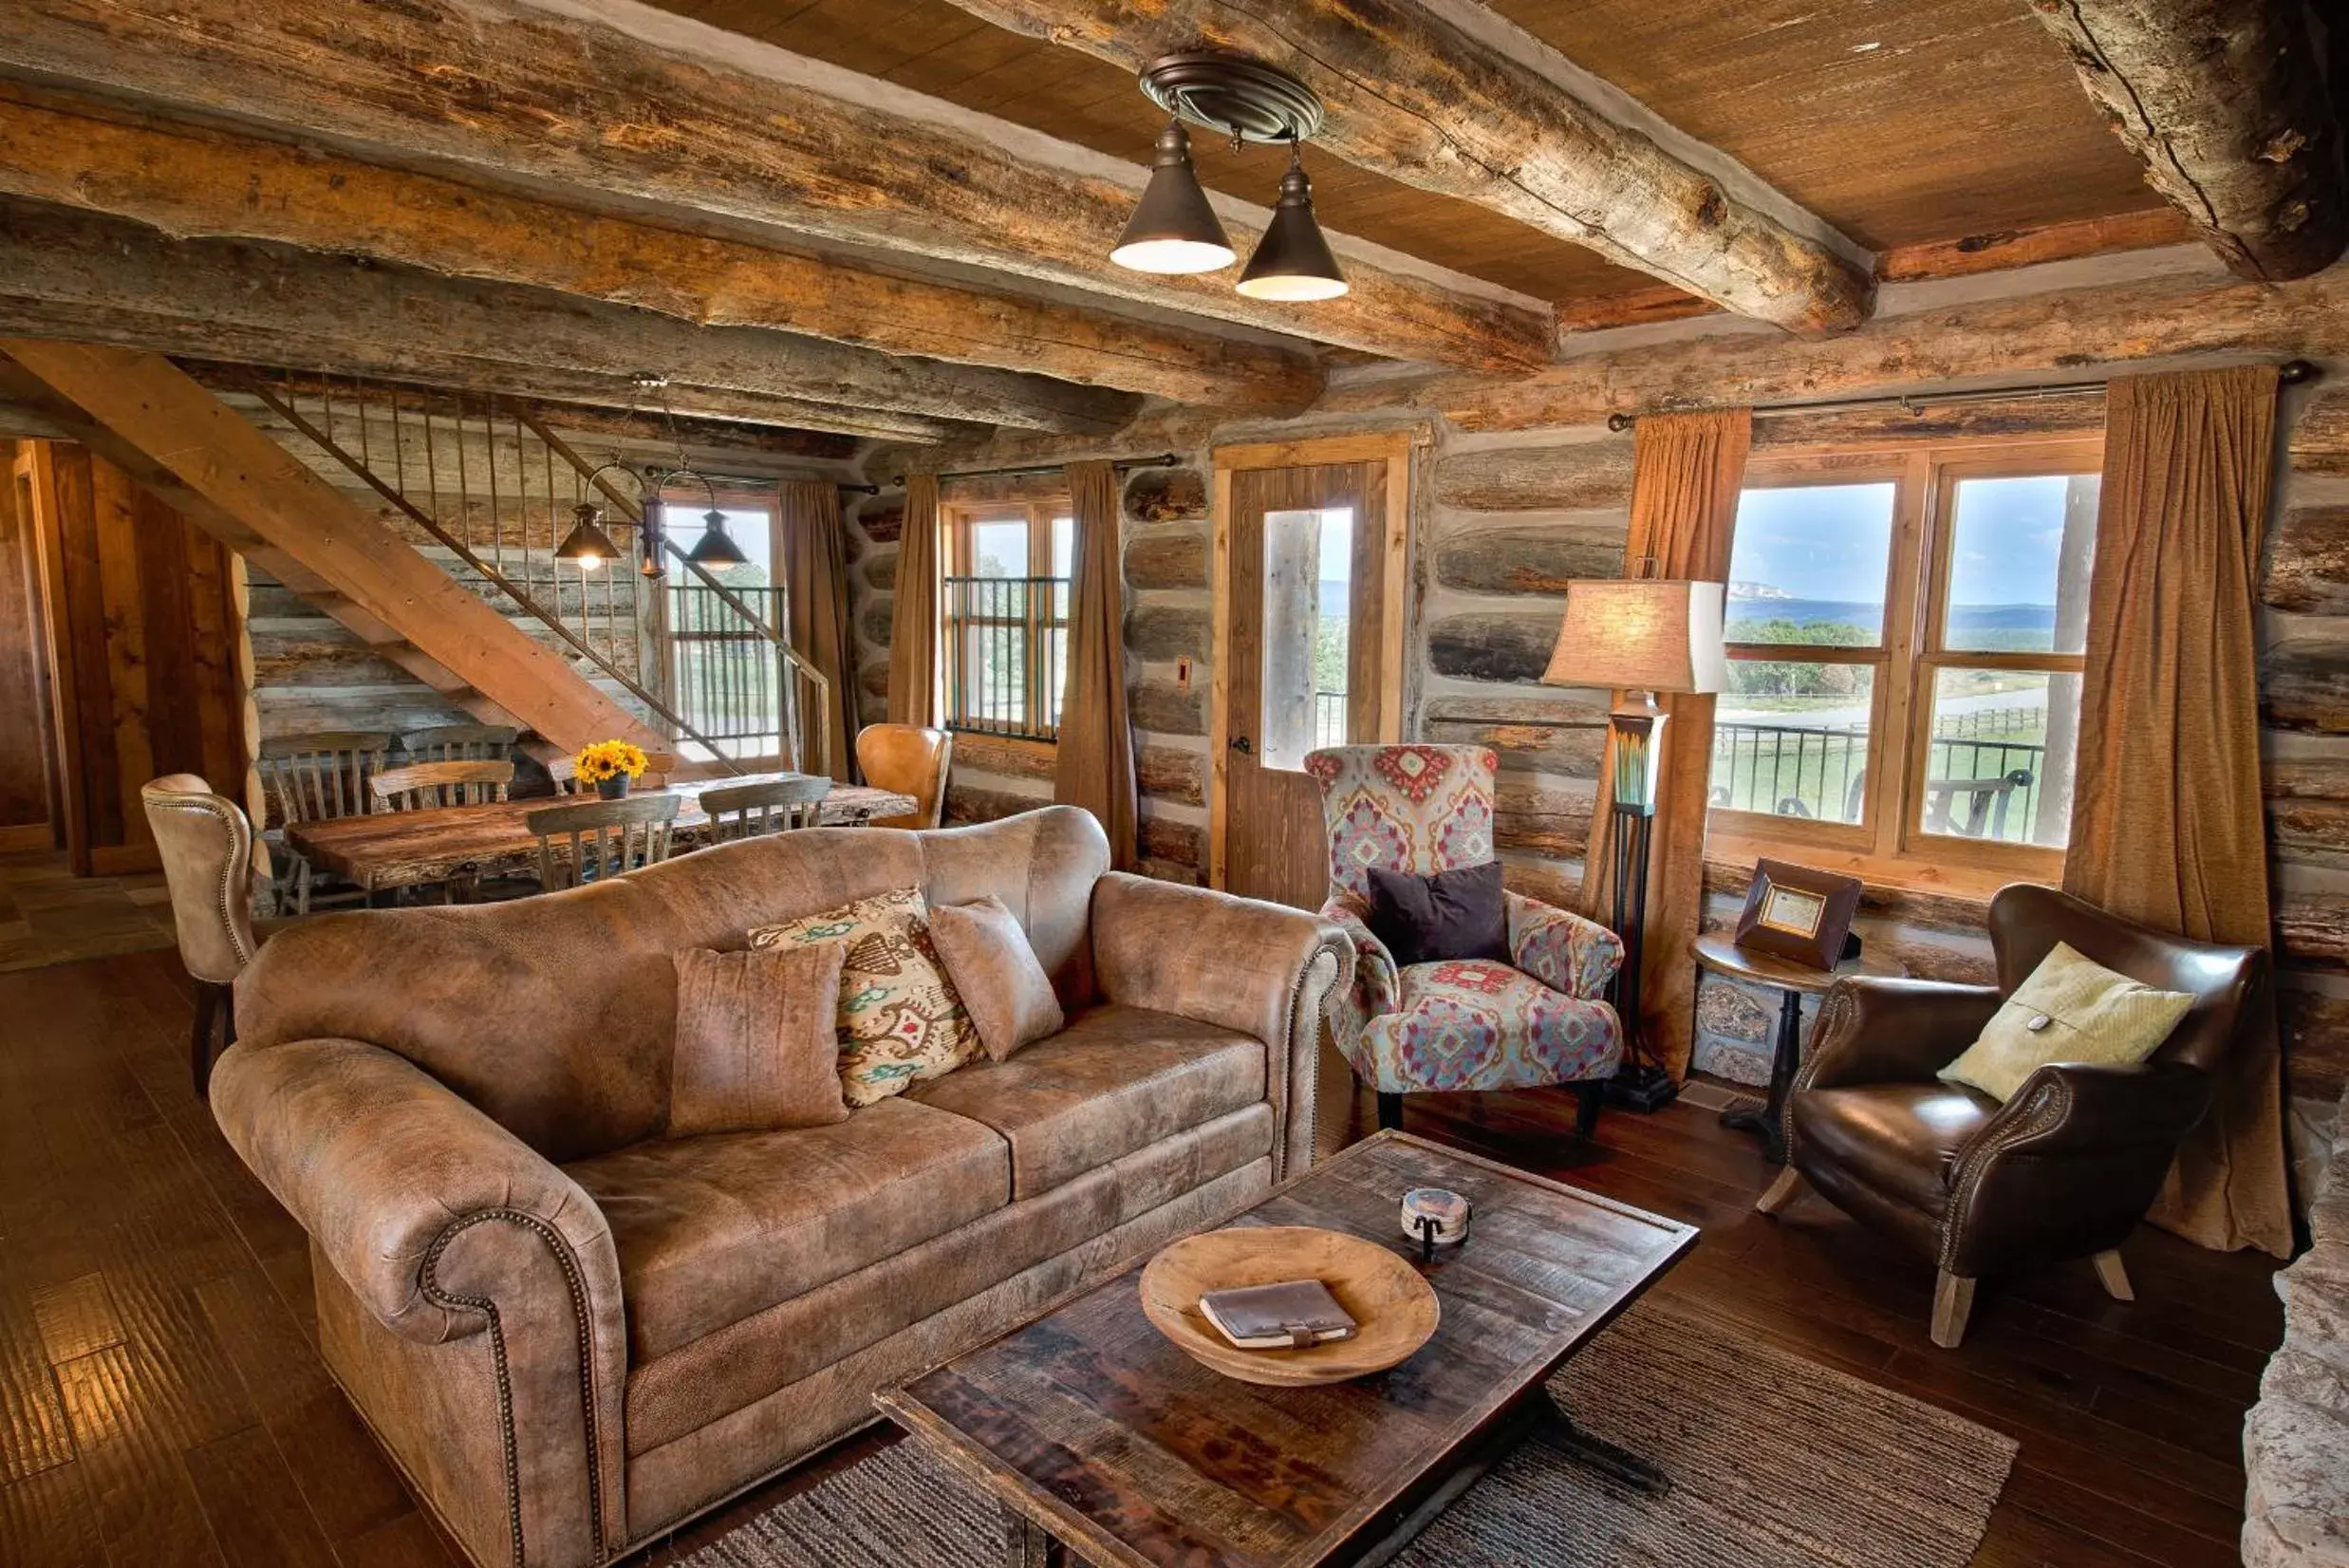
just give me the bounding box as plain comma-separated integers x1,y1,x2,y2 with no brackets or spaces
1540,575,1727,1111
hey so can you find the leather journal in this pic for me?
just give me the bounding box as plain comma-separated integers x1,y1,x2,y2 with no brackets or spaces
1196,1279,1358,1350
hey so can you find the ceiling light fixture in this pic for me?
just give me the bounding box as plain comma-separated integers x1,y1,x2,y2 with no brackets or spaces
1114,52,1346,302
1111,119,1235,274
553,500,624,569
1237,139,1349,301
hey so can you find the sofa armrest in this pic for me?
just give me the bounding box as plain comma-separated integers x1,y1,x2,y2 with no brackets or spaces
1505,890,1622,999
210,1036,630,1564
1939,1059,2212,1278
1091,873,1353,1177
1798,976,2004,1093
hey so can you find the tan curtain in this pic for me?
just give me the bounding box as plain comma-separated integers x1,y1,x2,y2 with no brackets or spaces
1578,409,1752,1081
1053,459,1138,869
886,473,941,728
2068,364,2290,1258
777,478,858,782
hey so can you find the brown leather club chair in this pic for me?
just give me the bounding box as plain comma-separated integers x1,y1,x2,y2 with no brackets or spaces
856,722,953,830
1755,883,2264,1349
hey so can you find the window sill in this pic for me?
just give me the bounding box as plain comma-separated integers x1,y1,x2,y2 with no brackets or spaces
1703,838,2023,924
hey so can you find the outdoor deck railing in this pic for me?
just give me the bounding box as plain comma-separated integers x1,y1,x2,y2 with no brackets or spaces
1709,719,2047,841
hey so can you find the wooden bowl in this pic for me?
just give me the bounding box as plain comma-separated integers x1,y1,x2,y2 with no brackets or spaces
1138,1225,1440,1387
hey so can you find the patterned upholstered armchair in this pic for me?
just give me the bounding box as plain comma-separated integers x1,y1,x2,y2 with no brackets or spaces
1305,745,1626,1135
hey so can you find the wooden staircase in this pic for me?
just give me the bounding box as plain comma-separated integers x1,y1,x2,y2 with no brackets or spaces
0,341,673,761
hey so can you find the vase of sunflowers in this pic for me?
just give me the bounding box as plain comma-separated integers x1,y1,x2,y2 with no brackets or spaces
575,739,649,800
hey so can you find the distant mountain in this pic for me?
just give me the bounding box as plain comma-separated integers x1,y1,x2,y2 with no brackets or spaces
1727,580,1789,600
1724,598,2057,638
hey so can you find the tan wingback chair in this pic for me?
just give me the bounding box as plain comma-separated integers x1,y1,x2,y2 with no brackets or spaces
856,722,953,830
140,774,281,1098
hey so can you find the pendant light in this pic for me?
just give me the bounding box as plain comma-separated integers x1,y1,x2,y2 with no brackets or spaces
553,501,624,569
1237,140,1348,301
685,504,749,568
1111,120,1235,274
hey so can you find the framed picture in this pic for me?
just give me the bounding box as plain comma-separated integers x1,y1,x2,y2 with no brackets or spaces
1732,859,1863,972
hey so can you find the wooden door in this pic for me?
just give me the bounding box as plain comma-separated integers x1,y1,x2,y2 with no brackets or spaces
1223,459,1389,908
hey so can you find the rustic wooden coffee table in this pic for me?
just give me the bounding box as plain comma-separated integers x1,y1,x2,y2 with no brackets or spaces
876,1130,1697,1568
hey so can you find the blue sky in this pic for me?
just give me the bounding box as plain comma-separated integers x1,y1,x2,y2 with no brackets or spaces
1729,476,2088,607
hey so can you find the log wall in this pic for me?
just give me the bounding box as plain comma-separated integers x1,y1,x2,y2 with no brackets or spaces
851,264,2349,1202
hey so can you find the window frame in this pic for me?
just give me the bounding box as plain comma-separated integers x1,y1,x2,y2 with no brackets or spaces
1706,435,2104,895
939,496,1072,746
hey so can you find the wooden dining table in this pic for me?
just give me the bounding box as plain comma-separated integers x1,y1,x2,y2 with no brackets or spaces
282,772,920,898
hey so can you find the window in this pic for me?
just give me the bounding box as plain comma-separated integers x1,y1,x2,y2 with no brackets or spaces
667,491,792,766
941,499,1072,742
1706,439,2102,886
1258,504,1357,772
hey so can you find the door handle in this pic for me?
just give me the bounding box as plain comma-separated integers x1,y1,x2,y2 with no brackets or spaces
1229,735,1253,755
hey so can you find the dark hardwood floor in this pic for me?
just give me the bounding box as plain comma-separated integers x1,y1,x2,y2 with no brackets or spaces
0,947,2281,1568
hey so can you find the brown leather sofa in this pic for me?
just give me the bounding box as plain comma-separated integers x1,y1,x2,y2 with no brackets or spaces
211,807,1350,1568
1757,883,2263,1348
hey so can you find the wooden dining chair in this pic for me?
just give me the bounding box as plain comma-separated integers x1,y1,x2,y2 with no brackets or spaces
855,723,953,830
370,759,515,812
256,731,393,915
527,794,681,891
700,775,831,843
398,723,519,763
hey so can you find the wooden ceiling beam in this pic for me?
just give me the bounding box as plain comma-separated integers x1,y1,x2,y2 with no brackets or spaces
2029,0,2346,281
931,0,1874,335
0,87,1319,414
0,0,1550,371
169,362,862,463
0,196,1135,443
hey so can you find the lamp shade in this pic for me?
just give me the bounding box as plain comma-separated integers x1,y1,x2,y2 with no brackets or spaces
1539,579,1726,695
1236,151,1347,301
1111,121,1237,275
685,508,749,568
553,503,622,569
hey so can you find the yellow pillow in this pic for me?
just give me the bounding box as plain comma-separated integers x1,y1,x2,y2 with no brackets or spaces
1938,942,2195,1103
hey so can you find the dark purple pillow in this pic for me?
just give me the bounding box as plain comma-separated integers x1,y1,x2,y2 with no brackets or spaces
1364,861,1509,968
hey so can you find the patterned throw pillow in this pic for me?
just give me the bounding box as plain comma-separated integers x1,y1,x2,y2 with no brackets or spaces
746,887,982,1107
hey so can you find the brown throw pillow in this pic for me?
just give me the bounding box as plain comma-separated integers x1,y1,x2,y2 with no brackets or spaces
667,944,850,1137
928,895,1065,1061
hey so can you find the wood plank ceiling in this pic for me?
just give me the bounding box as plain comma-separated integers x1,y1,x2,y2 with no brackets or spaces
658,0,2179,310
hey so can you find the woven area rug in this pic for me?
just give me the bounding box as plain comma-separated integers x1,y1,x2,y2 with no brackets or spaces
682,1300,2017,1568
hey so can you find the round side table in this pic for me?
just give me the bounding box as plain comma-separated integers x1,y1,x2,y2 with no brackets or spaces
1692,933,1903,1165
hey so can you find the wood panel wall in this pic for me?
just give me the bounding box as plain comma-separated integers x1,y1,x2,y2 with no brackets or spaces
10,441,247,874
0,445,59,848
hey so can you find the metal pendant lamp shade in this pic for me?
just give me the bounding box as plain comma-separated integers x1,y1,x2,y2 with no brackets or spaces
685,507,749,568
1237,148,1348,301
553,502,623,569
1112,120,1237,275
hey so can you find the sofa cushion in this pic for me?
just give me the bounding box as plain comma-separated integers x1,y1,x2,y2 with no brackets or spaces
907,1003,1265,1200
623,1105,1275,1455
1792,1082,2000,1216
565,1097,1009,1362
929,894,1064,1061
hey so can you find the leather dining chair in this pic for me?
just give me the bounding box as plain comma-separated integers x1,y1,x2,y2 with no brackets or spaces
855,723,953,830
140,775,289,1098
1757,883,2264,1348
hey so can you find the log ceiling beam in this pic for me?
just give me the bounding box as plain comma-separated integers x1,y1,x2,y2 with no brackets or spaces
1386,261,2349,432
0,0,1550,372
0,87,1320,415
171,362,862,463
0,196,1133,444
932,0,1875,335
2029,0,2347,281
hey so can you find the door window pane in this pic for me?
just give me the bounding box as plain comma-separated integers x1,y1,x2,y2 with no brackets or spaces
1725,483,1897,647
1710,663,1874,825
1944,475,2100,654
1259,508,1352,773
1918,667,2080,847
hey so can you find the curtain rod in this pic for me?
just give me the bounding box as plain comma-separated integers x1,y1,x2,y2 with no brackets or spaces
1601,358,2322,433
886,452,1183,488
